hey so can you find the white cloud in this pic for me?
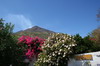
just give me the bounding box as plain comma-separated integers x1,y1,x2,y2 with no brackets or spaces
5,14,33,32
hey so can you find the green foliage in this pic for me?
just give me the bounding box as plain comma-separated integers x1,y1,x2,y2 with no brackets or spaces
34,33,76,66
15,31,51,39
73,34,100,54
0,19,26,66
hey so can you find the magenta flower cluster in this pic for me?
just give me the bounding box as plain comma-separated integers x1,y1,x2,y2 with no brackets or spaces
18,36,45,59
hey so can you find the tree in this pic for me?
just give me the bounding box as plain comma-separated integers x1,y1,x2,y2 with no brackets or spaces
0,18,25,66
73,34,85,54
73,34,100,54
90,28,100,44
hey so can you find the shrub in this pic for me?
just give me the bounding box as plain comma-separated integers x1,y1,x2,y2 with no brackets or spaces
18,36,45,60
34,33,76,66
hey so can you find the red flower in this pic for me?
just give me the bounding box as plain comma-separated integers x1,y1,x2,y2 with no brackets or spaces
18,36,26,43
18,36,45,59
25,49,34,59
37,47,42,51
26,36,33,46
89,38,96,41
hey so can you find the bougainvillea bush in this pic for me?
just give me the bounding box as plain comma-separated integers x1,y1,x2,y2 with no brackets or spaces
34,33,76,66
18,36,45,60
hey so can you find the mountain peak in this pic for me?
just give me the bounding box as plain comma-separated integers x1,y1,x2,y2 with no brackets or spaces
15,26,55,39
17,25,55,33
32,26,41,28
30,26,55,33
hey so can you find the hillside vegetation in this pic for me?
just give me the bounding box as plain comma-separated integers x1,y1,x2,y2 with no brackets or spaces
15,26,55,39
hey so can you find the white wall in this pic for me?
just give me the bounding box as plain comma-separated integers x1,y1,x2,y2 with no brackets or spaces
68,51,100,66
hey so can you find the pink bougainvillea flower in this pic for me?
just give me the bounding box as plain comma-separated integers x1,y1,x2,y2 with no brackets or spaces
37,47,42,51
26,37,33,46
18,36,45,60
18,36,26,43
26,49,34,59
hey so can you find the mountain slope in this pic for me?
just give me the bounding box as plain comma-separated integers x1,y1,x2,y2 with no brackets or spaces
15,26,55,39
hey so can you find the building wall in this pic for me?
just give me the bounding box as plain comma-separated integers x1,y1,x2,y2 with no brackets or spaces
68,51,100,66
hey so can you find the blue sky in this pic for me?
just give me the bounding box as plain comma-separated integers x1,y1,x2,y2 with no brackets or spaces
0,0,100,37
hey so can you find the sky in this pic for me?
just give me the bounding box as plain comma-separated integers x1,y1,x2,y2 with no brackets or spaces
0,0,100,37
